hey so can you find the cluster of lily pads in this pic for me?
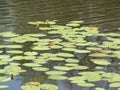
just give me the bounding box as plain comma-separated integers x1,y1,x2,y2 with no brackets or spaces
0,20,120,90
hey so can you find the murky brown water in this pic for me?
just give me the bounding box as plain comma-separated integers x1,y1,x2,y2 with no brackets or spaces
0,0,120,90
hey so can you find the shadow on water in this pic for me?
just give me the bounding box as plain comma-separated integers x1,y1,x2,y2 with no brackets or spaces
0,0,120,90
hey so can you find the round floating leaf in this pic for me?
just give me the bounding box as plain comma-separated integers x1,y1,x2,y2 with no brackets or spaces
24,56,36,60
66,23,80,27
109,83,120,87
21,84,40,90
77,82,95,87
7,50,23,54
32,46,50,51
65,58,79,63
45,71,66,75
10,63,21,65
41,84,58,90
4,65,22,75
4,45,23,48
62,47,76,52
23,63,41,67
86,47,102,51
0,76,11,82
70,21,84,24
89,53,109,57
0,55,10,59
65,63,78,67
72,66,89,70
48,75,68,80
0,85,9,89
12,56,24,60
57,53,74,57
49,57,65,61
91,59,111,65
24,51,38,56
54,66,72,71
0,32,19,37
74,50,91,53
96,88,105,90
32,67,49,71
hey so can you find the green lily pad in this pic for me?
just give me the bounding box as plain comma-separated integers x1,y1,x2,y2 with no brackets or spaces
41,84,58,90
74,50,91,53
77,82,95,87
0,76,11,82
32,67,49,71
23,63,41,67
21,84,40,90
7,50,23,54
54,66,72,71
65,58,79,63
0,32,19,37
96,88,105,90
0,85,9,89
57,53,74,57
109,83,120,87
91,59,111,65
24,51,38,56
0,55,10,59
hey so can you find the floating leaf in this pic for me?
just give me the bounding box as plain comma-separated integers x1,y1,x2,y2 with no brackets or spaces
24,51,38,56
23,63,41,67
96,88,105,90
54,66,72,71
32,67,49,71
109,83,120,87
7,50,23,54
41,84,58,90
91,59,111,65
0,85,9,89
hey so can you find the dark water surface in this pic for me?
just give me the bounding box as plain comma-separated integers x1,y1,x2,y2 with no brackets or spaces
0,0,120,90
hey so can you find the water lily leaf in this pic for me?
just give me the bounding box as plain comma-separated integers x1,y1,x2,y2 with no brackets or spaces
91,59,111,65
48,75,68,80
23,63,41,67
4,45,23,48
41,84,58,90
72,66,89,70
24,51,38,56
21,84,40,90
0,32,19,37
70,21,84,24
45,71,66,75
0,76,11,82
32,67,49,71
86,47,102,51
49,57,65,61
65,63,79,67
54,66,72,71
12,56,24,60
4,65,22,75
66,23,80,27
65,58,79,63
74,50,91,53
77,82,95,87
96,88,105,90
32,46,50,51
24,56,36,60
0,55,10,59
89,53,109,57
0,85,9,89
62,48,76,52
109,83,120,87
39,27,52,30
57,53,74,57
7,50,23,54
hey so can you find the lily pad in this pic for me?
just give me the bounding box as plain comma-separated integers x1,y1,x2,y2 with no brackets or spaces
41,84,58,90
91,59,111,65
32,67,49,71
0,85,9,89
23,63,41,67
54,66,72,71
24,51,38,56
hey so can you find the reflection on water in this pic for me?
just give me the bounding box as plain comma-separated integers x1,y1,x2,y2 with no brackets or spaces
0,0,120,90
0,0,120,33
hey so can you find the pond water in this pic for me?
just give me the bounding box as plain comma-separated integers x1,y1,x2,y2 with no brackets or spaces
0,0,120,90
